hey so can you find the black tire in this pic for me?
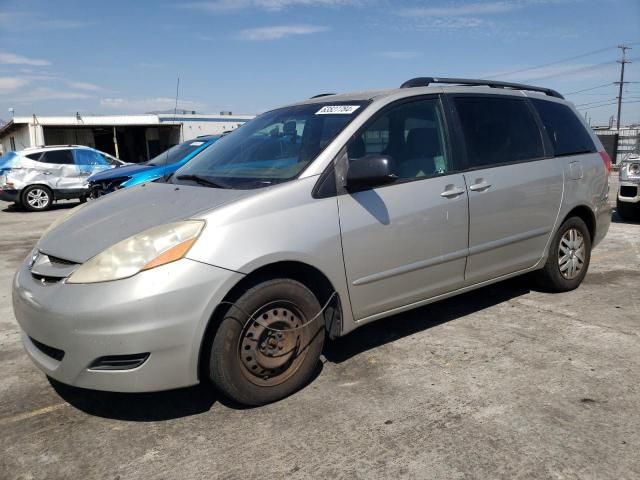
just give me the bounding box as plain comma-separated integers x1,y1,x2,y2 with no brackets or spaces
209,279,325,406
79,194,88,204
21,185,53,212
617,199,638,221
535,216,592,292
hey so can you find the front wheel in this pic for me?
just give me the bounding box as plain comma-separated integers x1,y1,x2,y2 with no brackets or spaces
209,279,325,406
22,185,53,212
535,216,592,292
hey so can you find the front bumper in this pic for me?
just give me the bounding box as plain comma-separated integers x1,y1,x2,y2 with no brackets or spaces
12,257,242,392
618,181,640,204
0,188,20,203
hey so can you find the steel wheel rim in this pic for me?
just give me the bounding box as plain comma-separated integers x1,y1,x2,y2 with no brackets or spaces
26,189,50,209
558,228,585,279
238,301,309,387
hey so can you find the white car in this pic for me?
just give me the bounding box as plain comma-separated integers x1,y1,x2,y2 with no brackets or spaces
617,155,640,220
0,145,124,211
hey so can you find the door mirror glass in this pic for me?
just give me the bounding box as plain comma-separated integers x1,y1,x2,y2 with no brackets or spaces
346,154,397,191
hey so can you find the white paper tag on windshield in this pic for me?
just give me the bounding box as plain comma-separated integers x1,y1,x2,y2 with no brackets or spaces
316,105,360,115
189,141,204,146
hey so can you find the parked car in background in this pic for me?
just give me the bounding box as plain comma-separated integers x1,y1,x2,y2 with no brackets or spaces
13,77,611,406
88,135,219,198
617,154,640,220
0,145,123,211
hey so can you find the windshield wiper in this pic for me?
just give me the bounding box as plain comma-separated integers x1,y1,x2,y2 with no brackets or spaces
176,174,228,189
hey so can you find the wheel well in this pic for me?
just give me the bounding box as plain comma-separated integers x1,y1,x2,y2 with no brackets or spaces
564,205,596,241
21,184,54,202
197,261,342,382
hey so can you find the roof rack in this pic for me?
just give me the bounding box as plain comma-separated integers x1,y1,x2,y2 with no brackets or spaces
400,77,564,99
310,93,337,99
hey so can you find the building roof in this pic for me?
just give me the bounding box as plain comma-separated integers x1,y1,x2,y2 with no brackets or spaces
0,112,255,136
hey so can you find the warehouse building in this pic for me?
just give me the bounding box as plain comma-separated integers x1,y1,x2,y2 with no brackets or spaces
0,111,254,162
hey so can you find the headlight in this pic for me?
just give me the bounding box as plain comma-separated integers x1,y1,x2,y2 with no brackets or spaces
628,162,640,177
67,220,204,284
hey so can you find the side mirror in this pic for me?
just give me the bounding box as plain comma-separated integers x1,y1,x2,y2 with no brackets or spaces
346,154,397,192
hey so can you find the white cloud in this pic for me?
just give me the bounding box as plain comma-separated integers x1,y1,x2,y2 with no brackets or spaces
67,81,101,91
377,51,422,60
8,87,93,104
100,97,206,113
0,51,51,66
239,24,329,40
0,11,91,30
0,77,30,92
181,0,358,12
400,1,515,17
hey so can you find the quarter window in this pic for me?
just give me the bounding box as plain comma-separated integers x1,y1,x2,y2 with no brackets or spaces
347,99,449,180
40,150,74,165
531,99,596,157
454,96,544,168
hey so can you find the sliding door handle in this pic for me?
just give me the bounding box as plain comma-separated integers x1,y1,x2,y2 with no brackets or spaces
469,181,491,192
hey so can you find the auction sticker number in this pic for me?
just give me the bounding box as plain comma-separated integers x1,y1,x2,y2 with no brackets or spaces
316,105,360,115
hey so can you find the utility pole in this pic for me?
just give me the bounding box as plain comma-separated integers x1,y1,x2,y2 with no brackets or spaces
615,45,631,130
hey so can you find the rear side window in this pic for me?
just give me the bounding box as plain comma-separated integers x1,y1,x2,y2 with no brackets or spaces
25,153,43,161
531,99,596,157
453,96,544,168
40,150,74,165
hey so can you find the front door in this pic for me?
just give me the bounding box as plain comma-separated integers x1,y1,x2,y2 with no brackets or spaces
337,97,469,321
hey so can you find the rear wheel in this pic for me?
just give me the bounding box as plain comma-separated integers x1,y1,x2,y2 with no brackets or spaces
22,185,53,212
209,279,325,406
617,199,638,221
535,216,591,292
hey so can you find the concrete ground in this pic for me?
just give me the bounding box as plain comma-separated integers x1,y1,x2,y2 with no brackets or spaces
0,178,639,480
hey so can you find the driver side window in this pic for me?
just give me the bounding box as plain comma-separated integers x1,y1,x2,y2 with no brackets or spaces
347,98,449,180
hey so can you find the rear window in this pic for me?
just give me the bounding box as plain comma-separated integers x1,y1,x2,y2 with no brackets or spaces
531,99,596,157
453,96,544,168
40,150,74,165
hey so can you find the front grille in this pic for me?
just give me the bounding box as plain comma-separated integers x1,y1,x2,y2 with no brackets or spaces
620,185,638,198
89,177,129,198
46,254,77,266
30,337,65,361
30,273,64,284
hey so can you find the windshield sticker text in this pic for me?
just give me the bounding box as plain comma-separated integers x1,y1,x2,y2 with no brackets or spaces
316,105,360,115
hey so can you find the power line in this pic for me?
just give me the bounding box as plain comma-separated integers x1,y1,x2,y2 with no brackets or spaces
576,100,640,111
575,98,617,107
522,60,621,83
564,83,613,95
485,46,617,79
485,42,640,80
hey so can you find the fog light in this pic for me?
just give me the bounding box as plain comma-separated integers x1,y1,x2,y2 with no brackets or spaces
88,353,150,371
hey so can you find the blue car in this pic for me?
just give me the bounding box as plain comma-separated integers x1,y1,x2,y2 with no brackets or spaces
88,135,219,198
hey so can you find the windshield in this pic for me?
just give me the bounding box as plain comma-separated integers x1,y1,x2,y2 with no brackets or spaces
147,139,210,166
173,101,369,189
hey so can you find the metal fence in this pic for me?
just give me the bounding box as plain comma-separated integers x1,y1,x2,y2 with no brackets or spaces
594,127,640,164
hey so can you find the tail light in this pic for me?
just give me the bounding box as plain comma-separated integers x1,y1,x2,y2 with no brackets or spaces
599,151,612,175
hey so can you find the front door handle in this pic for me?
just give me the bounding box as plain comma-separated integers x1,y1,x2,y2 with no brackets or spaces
469,181,491,192
440,185,465,198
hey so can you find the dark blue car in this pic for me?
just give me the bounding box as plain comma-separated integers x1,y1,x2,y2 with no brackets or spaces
88,135,219,198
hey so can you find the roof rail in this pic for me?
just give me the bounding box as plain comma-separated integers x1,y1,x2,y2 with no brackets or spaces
310,93,337,99
400,77,564,99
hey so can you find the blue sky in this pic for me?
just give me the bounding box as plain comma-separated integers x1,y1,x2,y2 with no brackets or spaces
0,0,638,125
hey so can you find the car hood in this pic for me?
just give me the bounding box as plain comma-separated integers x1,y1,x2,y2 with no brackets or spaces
89,163,154,181
38,182,254,263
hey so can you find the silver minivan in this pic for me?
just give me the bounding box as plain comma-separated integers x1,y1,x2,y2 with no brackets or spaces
13,78,612,405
